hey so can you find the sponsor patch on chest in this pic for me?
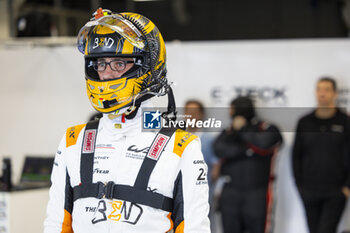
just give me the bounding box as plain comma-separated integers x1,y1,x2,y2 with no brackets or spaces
83,129,97,153
147,134,169,160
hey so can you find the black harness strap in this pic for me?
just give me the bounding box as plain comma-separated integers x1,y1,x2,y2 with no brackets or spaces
74,122,177,212
133,126,176,189
73,181,173,212
80,120,99,183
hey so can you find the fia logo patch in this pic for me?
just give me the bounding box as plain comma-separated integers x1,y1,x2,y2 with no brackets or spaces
143,110,162,129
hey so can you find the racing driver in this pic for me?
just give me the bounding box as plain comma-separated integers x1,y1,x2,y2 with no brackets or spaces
44,8,210,233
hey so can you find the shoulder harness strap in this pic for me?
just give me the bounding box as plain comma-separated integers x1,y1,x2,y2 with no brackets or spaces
133,126,176,189
80,120,99,183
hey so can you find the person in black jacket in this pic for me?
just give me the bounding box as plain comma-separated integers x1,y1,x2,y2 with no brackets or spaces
293,77,350,233
214,96,282,233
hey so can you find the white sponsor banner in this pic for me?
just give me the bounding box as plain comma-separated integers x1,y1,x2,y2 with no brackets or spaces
166,39,350,110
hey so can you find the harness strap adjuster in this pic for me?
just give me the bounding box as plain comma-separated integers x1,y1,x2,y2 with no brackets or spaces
105,181,116,199
97,181,116,199
96,182,106,199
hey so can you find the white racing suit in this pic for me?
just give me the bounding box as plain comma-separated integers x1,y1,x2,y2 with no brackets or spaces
44,107,210,233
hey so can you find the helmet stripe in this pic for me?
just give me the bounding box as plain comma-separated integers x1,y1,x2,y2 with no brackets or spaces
143,23,155,34
116,38,124,54
85,38,89,55
122,39,134,54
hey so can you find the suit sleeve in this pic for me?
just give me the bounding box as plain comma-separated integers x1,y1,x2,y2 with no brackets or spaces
44,134,74,233
172,138,211,233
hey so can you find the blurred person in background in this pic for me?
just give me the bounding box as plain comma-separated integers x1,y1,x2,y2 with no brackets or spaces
44,9,210,233
184,100,219,190
214,96,282,233
292,77,350,233
184,99,220,231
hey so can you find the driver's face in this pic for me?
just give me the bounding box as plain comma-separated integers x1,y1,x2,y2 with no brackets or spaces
97,57,135,80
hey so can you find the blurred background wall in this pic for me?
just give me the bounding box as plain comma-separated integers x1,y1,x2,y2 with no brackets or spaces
1,0,350,232
1,39,350,233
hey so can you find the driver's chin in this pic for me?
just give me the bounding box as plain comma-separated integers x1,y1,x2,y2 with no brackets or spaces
100,76,115,80
99,74,122,80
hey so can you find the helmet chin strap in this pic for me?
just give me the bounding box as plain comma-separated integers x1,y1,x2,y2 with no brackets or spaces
124,103,140,120
124,84,177,122
161,86,177,122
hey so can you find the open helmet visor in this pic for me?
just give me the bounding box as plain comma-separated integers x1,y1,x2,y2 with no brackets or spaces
77,14,146,55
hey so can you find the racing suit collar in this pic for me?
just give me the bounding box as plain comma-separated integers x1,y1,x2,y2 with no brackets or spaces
99,100,153,138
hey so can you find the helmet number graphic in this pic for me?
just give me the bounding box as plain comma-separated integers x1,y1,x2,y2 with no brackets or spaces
93,37,115,49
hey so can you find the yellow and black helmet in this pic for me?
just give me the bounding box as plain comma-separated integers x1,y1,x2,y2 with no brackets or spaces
77,9,167,113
